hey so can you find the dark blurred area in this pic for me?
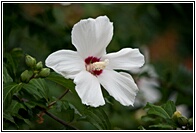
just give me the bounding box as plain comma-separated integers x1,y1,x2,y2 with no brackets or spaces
3,3,193,130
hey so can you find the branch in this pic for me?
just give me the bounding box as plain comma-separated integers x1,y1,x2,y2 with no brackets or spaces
37,89,76,129
45,110,78,130
20,89,77,129
47,89,69,108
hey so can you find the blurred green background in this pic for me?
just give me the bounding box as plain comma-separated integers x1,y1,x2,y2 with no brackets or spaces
3,3,193,130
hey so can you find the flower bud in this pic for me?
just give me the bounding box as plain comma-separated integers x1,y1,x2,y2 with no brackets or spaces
177,116,188,126
172,111,182,123
39,68,50,77
188,118,193,126
20,70,33,82
25,55,36,68
35,61,43,70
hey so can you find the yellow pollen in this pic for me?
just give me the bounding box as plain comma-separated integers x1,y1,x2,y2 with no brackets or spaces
92,59,109,71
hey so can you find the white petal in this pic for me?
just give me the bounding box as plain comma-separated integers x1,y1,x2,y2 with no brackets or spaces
71,16,113,58
45,50,85,79
74,71,105,107
102,48,145,70
98,70,139,106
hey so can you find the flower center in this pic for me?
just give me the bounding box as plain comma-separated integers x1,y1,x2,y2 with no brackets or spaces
85,56,109,76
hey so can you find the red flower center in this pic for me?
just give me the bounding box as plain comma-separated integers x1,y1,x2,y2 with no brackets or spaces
85,56,103,76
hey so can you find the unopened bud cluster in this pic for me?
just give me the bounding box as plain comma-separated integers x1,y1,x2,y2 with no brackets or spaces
172,111,193,129
20,55,50,82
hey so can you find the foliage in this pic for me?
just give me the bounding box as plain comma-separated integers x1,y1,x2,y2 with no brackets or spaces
140,101,193,130
3,52,113,130
3,2,193,130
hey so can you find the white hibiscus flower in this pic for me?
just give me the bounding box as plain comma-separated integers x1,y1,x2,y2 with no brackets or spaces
45,16,145,107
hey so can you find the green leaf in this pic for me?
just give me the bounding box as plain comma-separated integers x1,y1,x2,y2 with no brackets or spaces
16,88,47,109
144,102,171,119
4,48,23,80
141,102,178,130
55,100,63,112
85,111,103,130
46,72,76,93
3,112,16,125
23,78,49,102
54,100,76,122
141,115,156,123
4,100,33,128
138,125,146,130
22,83,42,100
14,113,31,126
4,53,17,79
23,99,47,109
3,65,13,83
69,103,82,116
161,100,176,117
149,124,173,129
97,108,111,129
23,119,31,126
54,100,69,112
165,118,178,128
64,109,75,122
83,107,111,130
3,112,19,129
3,82,23,110
5,100,26,115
